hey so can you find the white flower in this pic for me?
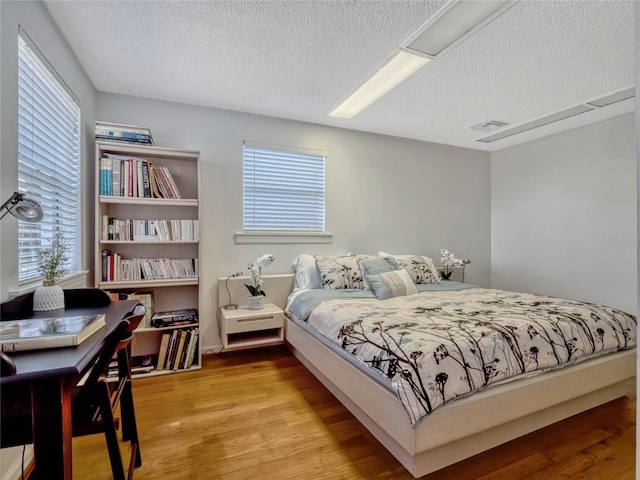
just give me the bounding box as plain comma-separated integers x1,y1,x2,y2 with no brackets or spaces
245,254,275,296
440,248,463,269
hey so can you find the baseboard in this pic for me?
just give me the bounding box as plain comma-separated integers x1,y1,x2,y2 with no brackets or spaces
0,445,33,480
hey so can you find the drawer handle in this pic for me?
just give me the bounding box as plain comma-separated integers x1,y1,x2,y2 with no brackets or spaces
238,315,275,322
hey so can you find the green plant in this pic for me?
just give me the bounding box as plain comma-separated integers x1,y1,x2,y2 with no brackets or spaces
37,232,68,285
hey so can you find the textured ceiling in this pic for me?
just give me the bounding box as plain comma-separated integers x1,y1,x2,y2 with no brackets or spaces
43,0,635,152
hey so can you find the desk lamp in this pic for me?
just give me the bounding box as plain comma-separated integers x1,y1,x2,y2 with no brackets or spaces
1,192,43,375
1,192,43,222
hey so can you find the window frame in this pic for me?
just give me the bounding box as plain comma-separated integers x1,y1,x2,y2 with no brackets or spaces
17,29,82,284
237,141,331,244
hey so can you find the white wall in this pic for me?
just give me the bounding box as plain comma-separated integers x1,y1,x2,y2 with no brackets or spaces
491,114,637,315
97,92,492,351
0,0,97,301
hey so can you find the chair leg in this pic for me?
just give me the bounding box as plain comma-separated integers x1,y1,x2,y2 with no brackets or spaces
118,346,142,469
98,383,127,480
121,380,142,467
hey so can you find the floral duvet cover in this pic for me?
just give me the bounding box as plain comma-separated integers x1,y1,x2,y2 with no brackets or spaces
288,287,637,425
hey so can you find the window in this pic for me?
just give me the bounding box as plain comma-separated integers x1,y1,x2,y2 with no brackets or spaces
242,142,326,236
17,31,81,282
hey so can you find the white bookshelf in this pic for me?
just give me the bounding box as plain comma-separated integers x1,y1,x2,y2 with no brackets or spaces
95,140,202,377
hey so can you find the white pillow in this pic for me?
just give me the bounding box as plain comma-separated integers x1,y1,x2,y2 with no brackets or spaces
378,251,441,283
291,254,322,290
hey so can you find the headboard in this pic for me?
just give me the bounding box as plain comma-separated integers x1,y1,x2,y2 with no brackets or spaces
217,274,294,311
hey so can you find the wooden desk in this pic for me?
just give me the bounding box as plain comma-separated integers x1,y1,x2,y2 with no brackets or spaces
1,300,139,480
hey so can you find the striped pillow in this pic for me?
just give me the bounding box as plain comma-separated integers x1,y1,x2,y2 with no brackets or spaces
367,269,418,300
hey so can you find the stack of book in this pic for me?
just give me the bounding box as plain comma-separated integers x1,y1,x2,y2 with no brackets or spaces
101,252,199,282
107,354,157,378
99,154,182,199
100,216,199,242
156,327,199,371
95,121,154,145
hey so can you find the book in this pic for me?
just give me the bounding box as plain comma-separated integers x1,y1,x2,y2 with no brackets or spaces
183,329,198,369
164,330,180,369
0,314,106,352
172,330,187,370
156,332,171,369
151,308,198,328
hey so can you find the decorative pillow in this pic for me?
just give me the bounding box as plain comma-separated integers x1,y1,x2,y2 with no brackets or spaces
395,256,441,284
378,251,441,283
291,254,322,290
315,255,365,290
360,256,399,277
367,269,418,300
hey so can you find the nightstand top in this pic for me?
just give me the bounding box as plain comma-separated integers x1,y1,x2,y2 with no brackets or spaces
221,303,283,318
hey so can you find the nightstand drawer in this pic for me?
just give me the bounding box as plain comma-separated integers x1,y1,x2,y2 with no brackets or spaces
224,311,283,334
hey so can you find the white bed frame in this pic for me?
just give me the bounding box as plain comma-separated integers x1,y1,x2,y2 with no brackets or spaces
223,274,637,478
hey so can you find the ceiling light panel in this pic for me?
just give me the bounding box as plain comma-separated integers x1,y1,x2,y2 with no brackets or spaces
405,0,512,57
328,51,430,119
586,87,635,108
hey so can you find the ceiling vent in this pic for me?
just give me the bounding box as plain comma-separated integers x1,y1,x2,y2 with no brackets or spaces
470,120,508,132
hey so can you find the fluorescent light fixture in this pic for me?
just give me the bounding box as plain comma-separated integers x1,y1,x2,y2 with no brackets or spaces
405,0,512,57
329,51,430,119
586,87,635,108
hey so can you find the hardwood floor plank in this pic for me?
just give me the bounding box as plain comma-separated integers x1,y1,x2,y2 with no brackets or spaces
72,347,636,479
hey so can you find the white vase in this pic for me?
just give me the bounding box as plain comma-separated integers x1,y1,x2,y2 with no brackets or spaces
247,295,264,310
33,283,65,312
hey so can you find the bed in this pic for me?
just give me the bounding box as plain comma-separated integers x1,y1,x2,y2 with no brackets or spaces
282,253,637,478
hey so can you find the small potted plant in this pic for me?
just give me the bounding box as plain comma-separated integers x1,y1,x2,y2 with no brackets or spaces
245,254,275,309
439,248,463,280
33,231,68,311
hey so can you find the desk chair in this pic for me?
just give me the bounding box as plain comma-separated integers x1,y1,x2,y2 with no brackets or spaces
111,305,146,477
71,319,132,480
75,305,146,480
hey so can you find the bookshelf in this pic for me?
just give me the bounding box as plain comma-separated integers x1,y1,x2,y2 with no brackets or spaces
95,140,201,378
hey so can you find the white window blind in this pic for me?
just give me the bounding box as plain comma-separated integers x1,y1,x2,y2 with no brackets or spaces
243,143,326,232
17,32,81,282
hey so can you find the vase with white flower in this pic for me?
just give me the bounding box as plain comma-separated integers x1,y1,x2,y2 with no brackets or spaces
33,231,68,311
439,248,463,281
245,254,275,310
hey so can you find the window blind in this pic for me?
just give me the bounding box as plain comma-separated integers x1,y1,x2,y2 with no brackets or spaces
17,32,81,282
243,143,326,232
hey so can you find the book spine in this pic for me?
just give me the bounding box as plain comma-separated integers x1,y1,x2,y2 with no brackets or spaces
156,332,171,370
136,160,144,198
165,330,180,369
173,330,187,370
101,249,110,282
185,330,199,368
141,161,152,198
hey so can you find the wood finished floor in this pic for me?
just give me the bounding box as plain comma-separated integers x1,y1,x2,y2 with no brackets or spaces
72,347,636,479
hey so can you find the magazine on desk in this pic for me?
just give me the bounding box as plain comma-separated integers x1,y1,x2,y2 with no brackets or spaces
0,314,106,352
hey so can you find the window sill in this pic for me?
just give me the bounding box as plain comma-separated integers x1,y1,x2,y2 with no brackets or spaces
10,271,89,298
235,232,333,244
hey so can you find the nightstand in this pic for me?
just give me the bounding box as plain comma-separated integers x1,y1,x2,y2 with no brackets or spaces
220,303,284,352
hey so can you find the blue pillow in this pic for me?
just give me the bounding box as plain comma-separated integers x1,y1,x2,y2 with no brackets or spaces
360,256,398,277
367,269,418,300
